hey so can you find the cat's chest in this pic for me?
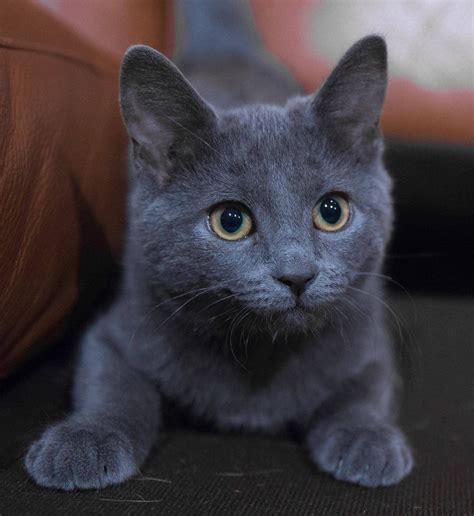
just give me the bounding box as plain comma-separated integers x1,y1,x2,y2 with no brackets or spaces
154,335,350,432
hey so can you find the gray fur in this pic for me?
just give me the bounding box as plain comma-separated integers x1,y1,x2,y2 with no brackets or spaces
174,0,260,63
25,2,413,490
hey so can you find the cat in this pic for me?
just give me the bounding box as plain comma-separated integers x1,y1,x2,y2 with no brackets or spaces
25,0,413,490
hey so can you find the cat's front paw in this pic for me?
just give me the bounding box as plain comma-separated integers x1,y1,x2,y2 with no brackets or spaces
307,422,413,487
25,420,138,490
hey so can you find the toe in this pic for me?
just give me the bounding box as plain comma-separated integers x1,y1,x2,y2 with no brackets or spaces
308,423,413,487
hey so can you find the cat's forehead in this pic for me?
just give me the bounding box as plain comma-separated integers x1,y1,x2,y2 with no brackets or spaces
211,104,358,187
218,105,299,149
214,104,319,172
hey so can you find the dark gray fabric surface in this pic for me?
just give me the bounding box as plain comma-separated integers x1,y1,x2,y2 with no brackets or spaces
1,294,472,515
385,141,474,296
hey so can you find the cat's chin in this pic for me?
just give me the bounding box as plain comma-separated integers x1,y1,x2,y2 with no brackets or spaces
257,304,327,334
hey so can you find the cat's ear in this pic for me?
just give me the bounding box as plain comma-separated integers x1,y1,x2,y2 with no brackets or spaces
311,35,387,159
120,45,217,183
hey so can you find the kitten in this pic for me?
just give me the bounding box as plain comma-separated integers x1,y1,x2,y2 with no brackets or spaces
25,0,413,489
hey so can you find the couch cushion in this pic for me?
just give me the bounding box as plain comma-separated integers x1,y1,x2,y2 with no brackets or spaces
0,0,168,377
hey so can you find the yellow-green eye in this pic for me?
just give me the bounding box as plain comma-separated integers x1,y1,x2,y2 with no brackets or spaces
313,194,350,232
209,204,253,241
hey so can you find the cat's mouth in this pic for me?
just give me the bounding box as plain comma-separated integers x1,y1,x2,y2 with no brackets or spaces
253,301,326,333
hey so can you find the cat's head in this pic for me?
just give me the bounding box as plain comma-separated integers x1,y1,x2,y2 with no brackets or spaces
120,36,392,333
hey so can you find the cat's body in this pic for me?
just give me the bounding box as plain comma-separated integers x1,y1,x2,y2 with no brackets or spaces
25,0,413,490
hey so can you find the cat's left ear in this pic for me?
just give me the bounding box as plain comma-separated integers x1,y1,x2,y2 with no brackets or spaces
120,45,217,183
311,35,388,158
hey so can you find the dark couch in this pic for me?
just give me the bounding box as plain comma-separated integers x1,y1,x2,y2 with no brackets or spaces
1,142,472,514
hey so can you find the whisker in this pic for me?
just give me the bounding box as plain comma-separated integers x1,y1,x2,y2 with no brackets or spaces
346,285,405,351
352,270,417,323
332,306,350,350
243,315,255,360
237,310,253,360
155,285,221,332
129,286,210,346
129,279,238,346
338,295,371,325
227,307,252,372
197,292,239,314
350,273,422,385
162,113,223,157
192,306,240,335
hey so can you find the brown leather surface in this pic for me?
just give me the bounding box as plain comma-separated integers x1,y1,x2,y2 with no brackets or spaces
0,0,169,377
40,0,172,61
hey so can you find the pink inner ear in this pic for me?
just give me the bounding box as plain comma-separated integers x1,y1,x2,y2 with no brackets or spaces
250,0,474,145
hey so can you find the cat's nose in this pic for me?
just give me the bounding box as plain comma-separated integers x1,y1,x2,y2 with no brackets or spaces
276,271,316,298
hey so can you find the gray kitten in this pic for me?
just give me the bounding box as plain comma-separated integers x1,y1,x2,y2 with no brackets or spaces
25,0,413,490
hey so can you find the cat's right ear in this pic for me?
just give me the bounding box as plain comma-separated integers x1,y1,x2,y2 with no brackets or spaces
310,35,388,161
120,45,217,184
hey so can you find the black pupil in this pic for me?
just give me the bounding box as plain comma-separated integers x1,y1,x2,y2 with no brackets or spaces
220,207,243,233
320,198,342,225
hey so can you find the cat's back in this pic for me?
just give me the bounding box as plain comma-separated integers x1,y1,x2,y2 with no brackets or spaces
173,0,300,109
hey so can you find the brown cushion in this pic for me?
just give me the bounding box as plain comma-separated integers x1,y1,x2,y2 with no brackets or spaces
0,0,169,377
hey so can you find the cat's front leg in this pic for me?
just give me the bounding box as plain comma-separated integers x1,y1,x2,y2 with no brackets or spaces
25,319,161,490
306,363,413,487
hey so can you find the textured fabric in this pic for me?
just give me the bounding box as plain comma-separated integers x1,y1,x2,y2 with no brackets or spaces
1,294,472,514
0,0,169,377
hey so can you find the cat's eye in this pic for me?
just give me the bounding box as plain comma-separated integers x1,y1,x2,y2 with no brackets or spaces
313,194,350,232
209,203,253,241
